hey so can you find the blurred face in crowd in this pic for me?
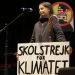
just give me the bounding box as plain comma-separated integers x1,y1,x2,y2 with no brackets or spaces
39,4,50,17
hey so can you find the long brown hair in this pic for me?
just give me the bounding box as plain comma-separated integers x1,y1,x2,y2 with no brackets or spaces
39,2,55,30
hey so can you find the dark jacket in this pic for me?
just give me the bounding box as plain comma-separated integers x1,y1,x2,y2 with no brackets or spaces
30,15,66,42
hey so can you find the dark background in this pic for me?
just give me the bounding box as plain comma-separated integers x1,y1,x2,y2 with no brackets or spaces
0,0,74,75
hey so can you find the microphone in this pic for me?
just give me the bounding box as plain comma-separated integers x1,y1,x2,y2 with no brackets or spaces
20,7,33,12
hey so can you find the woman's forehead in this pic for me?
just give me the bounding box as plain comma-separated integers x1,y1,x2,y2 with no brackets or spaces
39,4,47,9
39,4,44,7
39,4,50,11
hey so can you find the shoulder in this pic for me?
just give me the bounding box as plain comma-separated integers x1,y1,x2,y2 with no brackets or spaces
51,15,59,22
33,21,40,30
35,21,39,25
49,15,59,26
34,21,40,27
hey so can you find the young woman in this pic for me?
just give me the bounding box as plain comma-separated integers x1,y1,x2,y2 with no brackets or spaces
31,2,66,42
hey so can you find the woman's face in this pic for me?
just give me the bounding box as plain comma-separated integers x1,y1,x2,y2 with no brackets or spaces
39,4,50,17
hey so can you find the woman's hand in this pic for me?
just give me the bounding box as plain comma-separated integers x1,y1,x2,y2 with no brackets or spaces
16,52,19,61
67,47,72,55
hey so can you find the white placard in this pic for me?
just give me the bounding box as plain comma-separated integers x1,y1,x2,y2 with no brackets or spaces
17,42,69,75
